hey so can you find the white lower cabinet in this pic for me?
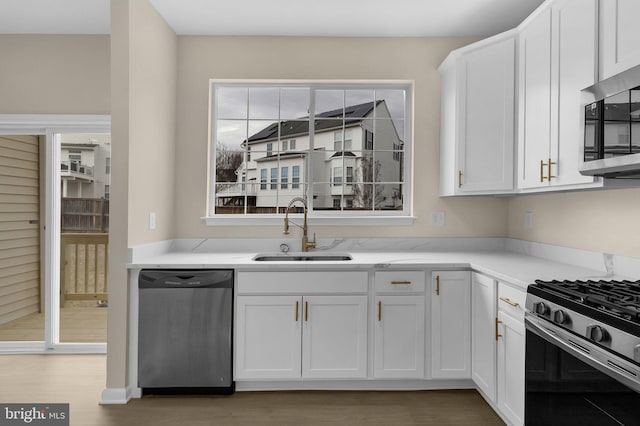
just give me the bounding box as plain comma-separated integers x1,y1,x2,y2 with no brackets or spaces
302,295,368,379
374,295,425,378
471,272,526,426
431,270,471,379
235,295,302,379
497,310,525,426
235,294,367,380
471,273,497,400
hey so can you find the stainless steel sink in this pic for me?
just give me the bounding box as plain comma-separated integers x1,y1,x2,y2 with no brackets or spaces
253,253,352,262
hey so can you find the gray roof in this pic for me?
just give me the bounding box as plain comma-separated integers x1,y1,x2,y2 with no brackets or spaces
246,101,382,144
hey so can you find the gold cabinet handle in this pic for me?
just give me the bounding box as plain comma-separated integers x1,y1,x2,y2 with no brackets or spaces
547,158,556,182
496,318,503,341
435,275,440,296
391,280,411,285
499,297,520,307
458,170,463,188
378,301,382,321
295,301,299,321
541,158,557,182
305,301,308,322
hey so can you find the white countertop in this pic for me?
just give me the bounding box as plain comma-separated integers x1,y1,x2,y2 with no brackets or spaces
128,249,616,290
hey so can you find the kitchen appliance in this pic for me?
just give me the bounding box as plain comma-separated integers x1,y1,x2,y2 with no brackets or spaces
581,64,640,178
525,279,640,425
138,269,234,394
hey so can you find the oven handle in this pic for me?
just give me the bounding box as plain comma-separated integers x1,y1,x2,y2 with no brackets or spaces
525,314,640,393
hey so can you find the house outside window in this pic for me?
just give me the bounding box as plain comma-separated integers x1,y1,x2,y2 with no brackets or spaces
260,169,267,190
210,82,410,219
68,149,82,163
292,165,300,189
281,167,288,189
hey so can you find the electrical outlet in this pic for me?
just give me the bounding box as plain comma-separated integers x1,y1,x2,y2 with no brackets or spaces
431,211,446,227
149,212,157,230
524,211,533,230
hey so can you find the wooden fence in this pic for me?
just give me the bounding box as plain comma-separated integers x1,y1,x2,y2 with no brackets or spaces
62,198,109,233
60,233,108,305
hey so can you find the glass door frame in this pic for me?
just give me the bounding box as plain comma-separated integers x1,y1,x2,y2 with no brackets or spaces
0,114,110,354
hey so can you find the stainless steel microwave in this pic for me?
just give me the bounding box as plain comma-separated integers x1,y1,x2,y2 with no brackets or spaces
581,64,640,178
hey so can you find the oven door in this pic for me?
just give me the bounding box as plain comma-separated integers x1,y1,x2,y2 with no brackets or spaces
525,314,640,426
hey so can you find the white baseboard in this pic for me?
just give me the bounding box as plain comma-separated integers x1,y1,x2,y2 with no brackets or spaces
100,386,141,405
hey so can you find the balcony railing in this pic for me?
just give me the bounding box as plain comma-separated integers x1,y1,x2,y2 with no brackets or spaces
215,182,259,197
61,161,93,179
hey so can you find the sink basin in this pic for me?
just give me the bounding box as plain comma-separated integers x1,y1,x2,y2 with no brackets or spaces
253,252,352,262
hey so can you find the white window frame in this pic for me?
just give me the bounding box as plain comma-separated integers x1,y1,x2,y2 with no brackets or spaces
205,80,415,226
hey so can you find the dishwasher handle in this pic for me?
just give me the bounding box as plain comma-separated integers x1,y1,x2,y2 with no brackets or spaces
139,269,233,289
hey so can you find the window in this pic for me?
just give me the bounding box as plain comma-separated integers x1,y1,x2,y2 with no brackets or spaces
210,82,410,219
105,157,111,174
333,199,341,209
68,149,82,163
292,165,300,189
346,166,354,184
260,169,267,190
104,184,110,199
332,166,342,186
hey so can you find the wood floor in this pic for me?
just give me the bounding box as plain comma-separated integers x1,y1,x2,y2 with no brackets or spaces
0,354,505,426
0,305,107,342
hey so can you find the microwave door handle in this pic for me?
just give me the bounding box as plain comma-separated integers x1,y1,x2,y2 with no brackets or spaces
525,316,640,393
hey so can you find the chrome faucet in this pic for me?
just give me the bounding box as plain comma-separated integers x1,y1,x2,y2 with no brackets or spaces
283,196,316,252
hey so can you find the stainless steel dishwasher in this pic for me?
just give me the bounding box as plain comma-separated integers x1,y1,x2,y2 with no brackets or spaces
138,269,234,394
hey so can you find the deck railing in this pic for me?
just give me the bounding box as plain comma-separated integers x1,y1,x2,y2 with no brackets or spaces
60,233,108,305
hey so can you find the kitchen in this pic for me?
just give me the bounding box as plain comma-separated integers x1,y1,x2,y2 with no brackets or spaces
1,0,640,425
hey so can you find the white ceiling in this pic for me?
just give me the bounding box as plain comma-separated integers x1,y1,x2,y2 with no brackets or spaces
0,0,545,37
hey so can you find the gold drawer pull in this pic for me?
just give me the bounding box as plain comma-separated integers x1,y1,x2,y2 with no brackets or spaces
305,301,308,322
435,275,440,296
496,318,503,341
499,297,520,307
378,301,382,321
391,280,412,285
295,301,299,321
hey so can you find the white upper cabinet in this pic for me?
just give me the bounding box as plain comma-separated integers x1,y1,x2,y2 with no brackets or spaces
518,0,600,191
600,0,640,80
439,32,516,196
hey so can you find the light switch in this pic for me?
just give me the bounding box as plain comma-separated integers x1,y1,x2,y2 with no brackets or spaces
149,212,157,230
524,211,533,230
431,211,445,227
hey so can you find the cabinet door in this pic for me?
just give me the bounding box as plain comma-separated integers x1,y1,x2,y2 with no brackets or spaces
518,7,553,189
552,0,598,186
235,295,302,380
374,295,425,379
458,37,515,193
600,0,640,80
302,295,367,379
471,273,497,401
497,311,525,426
431,271,471,379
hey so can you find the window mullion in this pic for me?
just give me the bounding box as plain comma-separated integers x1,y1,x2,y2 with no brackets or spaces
307,87,316,212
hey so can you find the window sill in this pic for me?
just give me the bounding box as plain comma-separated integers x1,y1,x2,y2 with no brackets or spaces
202,215,416,227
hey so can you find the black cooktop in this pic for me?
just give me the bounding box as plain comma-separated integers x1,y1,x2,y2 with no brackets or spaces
528,279,640,336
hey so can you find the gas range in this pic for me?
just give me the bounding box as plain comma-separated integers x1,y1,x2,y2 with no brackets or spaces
526,279,640,391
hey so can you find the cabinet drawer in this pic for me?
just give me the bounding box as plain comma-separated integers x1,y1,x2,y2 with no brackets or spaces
237,271,368,294
497,281,525,320
375,271,425,293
